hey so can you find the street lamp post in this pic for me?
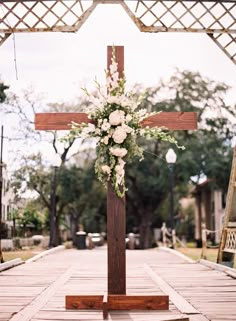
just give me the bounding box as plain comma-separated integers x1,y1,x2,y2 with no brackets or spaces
165,148,177,247
49,154,61,248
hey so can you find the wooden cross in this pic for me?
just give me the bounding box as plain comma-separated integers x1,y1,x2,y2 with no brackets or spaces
35,46,197,318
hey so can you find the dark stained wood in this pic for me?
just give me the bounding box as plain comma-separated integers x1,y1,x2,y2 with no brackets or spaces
106,46,126,297
35,112,197,131
65,295,103,309
66,294,169,311
107,46,124,80
35,113,94,130
107,182,126,295
141,112,198,130
108,294,169,310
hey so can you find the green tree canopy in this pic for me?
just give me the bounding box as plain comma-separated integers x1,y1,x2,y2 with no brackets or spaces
125,70,235,247
0,81,9,103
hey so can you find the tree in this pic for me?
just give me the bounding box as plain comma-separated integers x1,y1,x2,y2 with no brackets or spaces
11,152,106,246
7,71,236,249
12,153,63,246
126,70,236,248
0,81,9,103
59,163,106,243
5,89,92,246
0,80,9,263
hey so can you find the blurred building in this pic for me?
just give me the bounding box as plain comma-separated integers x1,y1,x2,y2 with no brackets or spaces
1,163,16,237
193,179,226,245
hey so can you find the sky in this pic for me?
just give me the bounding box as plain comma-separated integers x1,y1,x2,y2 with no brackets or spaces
0,3,236,165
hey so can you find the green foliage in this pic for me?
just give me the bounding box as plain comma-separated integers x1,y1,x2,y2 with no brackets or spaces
0,81,9,103
126,70,235,247
59,162,106,233
18,210,43,231
10,69,236,248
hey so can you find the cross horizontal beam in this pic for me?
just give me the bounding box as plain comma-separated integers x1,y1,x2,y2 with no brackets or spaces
35,112,197,131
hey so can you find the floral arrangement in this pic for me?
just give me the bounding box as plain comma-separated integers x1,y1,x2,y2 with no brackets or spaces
65,49,183,197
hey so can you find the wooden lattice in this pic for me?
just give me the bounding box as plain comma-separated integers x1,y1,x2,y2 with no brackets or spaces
0,0,236,64
217,147,236,265
224,228,236,253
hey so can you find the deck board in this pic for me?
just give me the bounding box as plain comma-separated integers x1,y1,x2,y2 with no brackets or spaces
0,247,235,321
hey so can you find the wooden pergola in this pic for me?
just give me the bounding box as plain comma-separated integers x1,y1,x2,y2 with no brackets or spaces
0,0,236,64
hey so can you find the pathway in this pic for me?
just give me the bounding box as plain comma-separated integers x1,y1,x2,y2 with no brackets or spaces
0,247,236,321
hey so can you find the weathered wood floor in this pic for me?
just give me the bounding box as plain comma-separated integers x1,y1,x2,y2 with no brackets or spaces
0,247,236,321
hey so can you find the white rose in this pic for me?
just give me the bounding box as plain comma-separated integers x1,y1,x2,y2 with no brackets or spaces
112,126,127,144
101,165,111,175
109,110,125,125
110,147,127,158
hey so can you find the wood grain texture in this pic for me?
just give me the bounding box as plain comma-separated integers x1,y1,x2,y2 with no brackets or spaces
35,112,197,131
35,113,94,130
66,294,169,310
144,264,198,314
1,248,236,321
141,112,197,130
108,294,169,310
65,295,103,309
107,182,126,295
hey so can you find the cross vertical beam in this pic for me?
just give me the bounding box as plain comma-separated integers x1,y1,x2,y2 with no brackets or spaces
35,45,199,318
107,182,126,294
107,46,126,295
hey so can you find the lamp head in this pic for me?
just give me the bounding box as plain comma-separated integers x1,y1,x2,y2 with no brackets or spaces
165,148,177,164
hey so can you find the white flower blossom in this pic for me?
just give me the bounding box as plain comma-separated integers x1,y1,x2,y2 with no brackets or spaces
126,114,132,122
101,165,111,175
137,109,147,118
107,96,121,105
115,164,125,176
118,158,126,167
110,61,118,74
112,126,127,144
63,49,183,198
101,119,111,131
95,128,101,135
112,71,119,83
102,136,109,145
139,129,145,136
121,123,133,134
88,123,96,132
110,147,127,158
115,165,125,185
109,110,125,126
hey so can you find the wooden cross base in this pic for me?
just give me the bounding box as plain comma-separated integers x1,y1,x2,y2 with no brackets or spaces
66,294,169,319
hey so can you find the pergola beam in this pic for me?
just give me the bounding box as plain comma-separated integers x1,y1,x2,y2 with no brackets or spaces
1,0,236,64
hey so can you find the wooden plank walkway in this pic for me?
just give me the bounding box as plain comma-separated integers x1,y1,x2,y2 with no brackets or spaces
0,247,236,321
